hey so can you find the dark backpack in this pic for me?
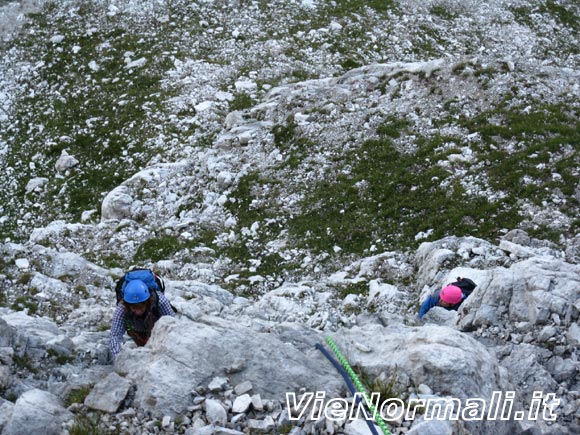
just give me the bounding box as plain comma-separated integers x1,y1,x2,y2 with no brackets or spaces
450,277,477,298
114,268,165,305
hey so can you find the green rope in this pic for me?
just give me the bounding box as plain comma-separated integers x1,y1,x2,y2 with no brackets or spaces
325,336,391,435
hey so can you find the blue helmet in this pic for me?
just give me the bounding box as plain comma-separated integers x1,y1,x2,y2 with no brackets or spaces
124,280,150,304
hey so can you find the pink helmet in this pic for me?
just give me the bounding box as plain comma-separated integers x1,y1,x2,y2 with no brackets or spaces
440,285,463,304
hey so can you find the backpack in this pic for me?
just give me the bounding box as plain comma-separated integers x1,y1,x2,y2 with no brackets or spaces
114,268,165,305
450,277,477,298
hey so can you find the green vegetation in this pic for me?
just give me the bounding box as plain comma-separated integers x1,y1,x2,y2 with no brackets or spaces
229,93,255,111
458,99,579,209
282,97,579,255
13,354,37,373
0,2,183,241
335,281,368,299
542,0,580,32
330,0,397,15
430,5,459,20
69,416,100,435
273,116,315,169
133,234,198,262
289,135,518,254
69,413,116,435
354,365,404,409
377,115,410,139
11,296,39,315
47,348,75,365
65,385,92,407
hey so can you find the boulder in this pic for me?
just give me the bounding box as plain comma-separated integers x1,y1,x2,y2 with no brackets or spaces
331,323,519,435
101,185,134,220
544,356,578,383
24,177,49,194
204,399,227,426
421,306,458,326
54,150,79,172
84,372,132,413
2,312,61,359
232,394,252,413
567,322,580,346
458,257,580,330
2,389,73,435
344,419,381,435
0,398,14,433
115,315,342,417
169,280,235,306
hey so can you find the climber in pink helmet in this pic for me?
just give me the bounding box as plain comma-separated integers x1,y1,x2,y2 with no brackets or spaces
418,277,477,319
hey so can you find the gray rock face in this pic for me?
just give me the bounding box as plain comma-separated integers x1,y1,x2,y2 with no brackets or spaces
84,372,132,413
566,323,580,347
456,256,580,330
332,323,518,435
422,306,458,326
407,418,454,435
115,315,343,416
2,389,73,435
101,185,134,220
0,398,14,433
500,344,559,404
2,312,61,359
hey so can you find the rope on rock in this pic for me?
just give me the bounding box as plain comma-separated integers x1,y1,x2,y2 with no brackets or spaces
325,336,391,435
315,343,380,435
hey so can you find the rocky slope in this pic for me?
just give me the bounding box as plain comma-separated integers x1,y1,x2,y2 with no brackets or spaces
0,0,578,434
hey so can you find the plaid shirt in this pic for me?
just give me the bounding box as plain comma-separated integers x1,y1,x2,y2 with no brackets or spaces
110,292,175,359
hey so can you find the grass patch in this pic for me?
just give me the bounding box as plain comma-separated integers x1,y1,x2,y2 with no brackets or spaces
133,234,198,262
330,0,397,15
377,115,410,139
65,385,92,407
69,413,113,435
289,135,520,254
542,0,580,32
336,281,368,299
273,115,316,169
229,93,255,111
11,296,39,315
430,5,459,20
459,99,580,212
0,1,183,241
13,354,37,373
47,348,75,365
218,171,304,291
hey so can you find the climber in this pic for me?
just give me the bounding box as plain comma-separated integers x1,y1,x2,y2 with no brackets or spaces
109,271,175,360
418,277,477,319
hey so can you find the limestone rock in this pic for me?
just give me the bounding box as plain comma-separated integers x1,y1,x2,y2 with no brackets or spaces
2,312,61,359
84,372,132,413
3,389,73,435
407,418,455,435
332,323,519,435
54,150,79,172
115,315,342,416
232,394,251,413
101,185,134,220
204,399,227,426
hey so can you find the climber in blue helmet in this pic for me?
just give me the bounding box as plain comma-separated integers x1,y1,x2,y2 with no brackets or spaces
109,271,175,360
